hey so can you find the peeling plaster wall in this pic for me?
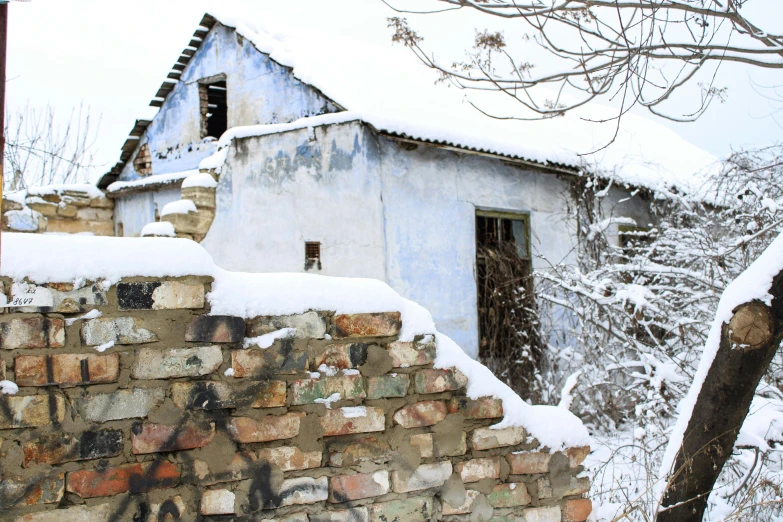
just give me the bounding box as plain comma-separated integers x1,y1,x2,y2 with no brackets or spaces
114,188,182,237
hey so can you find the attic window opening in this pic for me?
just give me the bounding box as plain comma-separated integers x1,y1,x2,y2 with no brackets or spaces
305,242,322,271
199,80,228,139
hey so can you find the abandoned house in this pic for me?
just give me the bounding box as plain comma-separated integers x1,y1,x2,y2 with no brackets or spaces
4,12,716,360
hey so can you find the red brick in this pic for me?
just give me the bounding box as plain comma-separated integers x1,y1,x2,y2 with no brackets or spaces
457,457,501,482
23,430,123,467
66,461,180,498
447,396,503,419
393,400,447,428
0,317,65,349
131,421,215,454
414,369,467,394
332,312,401,338
258,446,322,471
564,498,592,522
565,445,591,468
328,437,393,466
321,406,385,436
0,473,64,509
312,343,368,369
15,353,119,387
506,451,551,474
329,471,390,502
227,412,304,443
252,380,287,408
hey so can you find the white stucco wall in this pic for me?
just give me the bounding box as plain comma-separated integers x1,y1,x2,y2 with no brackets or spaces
114,188,181,237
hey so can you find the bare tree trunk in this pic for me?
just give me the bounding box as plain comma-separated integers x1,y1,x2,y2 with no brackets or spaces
657,271,783,522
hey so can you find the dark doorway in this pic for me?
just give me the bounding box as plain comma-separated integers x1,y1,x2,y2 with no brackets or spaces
199,80,228,139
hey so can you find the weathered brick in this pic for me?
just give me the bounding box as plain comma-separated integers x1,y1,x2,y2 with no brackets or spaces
369,497,432,522
0,394,66,429
366,373,409,399
14,503,111,522
329,471,390,503
228,412,305,443
258,446,322,471
185,315,244,343
312,342,368,369
457,457,501,483
388,340,436,367
321,406,385,437
144,496,187,522
23,429,123,467
328,437,392,466
182,451,257,486
171,381,234,410
312,508,369,522
131,421,215,454
537,476,553,499
276,476,329,508
66,461,180,498
247,311,327,339
47,284,107,313
413,368,467,394
76,207,113,220
15,353,119,387
291,374,365,405
252,379,288,408
442,489,480,515
488,483,531,508
0,473,64,509
80,317,157,345
0,316,64,349
117,281,204,310
200,488,235,515
332,312,401,338
563,476,591,496
507,451,551,474
565,445,591,468
71,387,165,422
471,426,527,450
520,506,562,522
447,396,503,419
232,343,308,377
391,462,452,493
393,400,447,428
564,498,592,522
268,514,309,522
131,346,222,379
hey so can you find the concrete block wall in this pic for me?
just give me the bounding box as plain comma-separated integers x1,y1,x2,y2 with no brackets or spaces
0,275,591,522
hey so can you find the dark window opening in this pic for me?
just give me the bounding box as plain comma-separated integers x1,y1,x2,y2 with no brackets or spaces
475,211,540,400
305,241,322,271
199,80,228,139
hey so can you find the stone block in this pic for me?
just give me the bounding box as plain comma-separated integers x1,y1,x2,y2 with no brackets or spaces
182,451,257,486
80,316,157,345
185,315,244,343
413,369,467,394
442,489,480,515
200,488,235,515
268,515,309,522
76,207,113,221
2,197,23,212
0,394,66,429
161,207,214,236
390,461,452,493
471,426,527,450
46,218,114,236
311,342,368,369
327,437,393,467
143,496,187,522
321,406,385,437
388,340,436,367
47,283,107,313
170,381,234,410
182,185,217,209
332,312,401,338
89,196,114,209
258,446,322,471
23,429,123,467
457,457,501,483
366,373,409,399
291,374,365,405
488,483,531,508
131,420,215,454
369,497,432,522
275,476,328,508
507,451,551,475
15,353,119,387
563,476,591,496
521,506,562,522
131,346,222,379
329,471,390,503
564,499,592,522
117,281,205,310
447,396,504,419
27,199,59,217
252,380,288,408
393,400,447,428
311,508,369,522
0,473,64,509
4,209,47,232
537,476,553,499
14,503,112,522
0,316,65,349
228,412,305,443
71,387,165,422
232,344,308,377
247,311,327,339
66,461,180,498
57,204,78,217
410,432,467,458
565,446,591,468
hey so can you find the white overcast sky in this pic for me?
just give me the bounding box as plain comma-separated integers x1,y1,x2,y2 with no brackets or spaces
8,0,783,182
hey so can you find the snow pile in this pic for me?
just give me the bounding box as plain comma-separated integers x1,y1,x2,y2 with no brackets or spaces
160,199,197,216
181,173,218,189
243,328,297,349
141,221,176,237
0,380,19,395
106,169,199,193
27,183,105,200
0,232,589,449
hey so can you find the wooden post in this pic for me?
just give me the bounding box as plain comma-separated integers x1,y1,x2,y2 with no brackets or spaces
0,2,7,270
657,271,783,522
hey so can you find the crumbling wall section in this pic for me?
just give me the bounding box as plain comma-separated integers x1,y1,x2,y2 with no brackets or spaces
1,186,114,236
0,274,592,522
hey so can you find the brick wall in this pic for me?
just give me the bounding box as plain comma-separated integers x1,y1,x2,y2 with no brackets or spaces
0,275,591,522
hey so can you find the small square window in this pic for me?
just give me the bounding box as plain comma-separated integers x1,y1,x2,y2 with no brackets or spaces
305,242,321,271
